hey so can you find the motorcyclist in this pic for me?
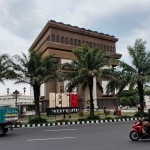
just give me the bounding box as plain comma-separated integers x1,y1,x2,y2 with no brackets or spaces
142,109,150,135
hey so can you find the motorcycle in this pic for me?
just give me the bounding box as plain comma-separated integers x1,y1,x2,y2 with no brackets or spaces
129,119,150,141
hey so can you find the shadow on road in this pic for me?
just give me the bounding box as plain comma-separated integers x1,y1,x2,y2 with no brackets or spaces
0,133,17,138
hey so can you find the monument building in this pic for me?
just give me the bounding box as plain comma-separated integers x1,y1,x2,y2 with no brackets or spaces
29,20,122,111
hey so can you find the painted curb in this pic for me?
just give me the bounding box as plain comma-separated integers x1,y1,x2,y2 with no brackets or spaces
13,117,144,128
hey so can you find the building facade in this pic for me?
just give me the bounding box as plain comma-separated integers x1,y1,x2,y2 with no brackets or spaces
0,94,35,115
30,20,122,110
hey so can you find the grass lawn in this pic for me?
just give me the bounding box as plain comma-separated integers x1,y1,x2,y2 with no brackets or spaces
18,110,135,124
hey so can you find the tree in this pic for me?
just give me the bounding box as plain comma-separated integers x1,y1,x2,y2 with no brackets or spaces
106,39,150,113
61,45,112,117
0,54,18,84
13,50,58,118
117,90,140,106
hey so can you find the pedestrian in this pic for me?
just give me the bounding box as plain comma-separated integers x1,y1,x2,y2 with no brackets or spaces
137,104,141,112
113,105,117,115
103,105,106,116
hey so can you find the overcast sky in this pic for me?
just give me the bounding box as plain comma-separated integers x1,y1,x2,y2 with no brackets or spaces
0,0,150,95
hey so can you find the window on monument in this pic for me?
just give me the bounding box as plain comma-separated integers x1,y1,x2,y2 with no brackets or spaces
57,36,60,43
70,38,73,45
86,41,89,46
107,46,109,51
61,37,64,44
82,41,85,45
110,46,112,52
113,47,116,52
66,37,69,44
97,44,99,49
93,43,96,48
74,39,77,46
100,45,103,50
90,42,92,48
78,40,81,46
104,45,106,51
52,35,55,42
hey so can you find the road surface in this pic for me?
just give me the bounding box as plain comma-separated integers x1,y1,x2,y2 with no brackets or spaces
0,121,150,150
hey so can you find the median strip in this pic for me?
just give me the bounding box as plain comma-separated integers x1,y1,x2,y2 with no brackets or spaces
13,117,143,128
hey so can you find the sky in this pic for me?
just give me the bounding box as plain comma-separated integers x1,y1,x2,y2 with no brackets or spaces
0,0,150,95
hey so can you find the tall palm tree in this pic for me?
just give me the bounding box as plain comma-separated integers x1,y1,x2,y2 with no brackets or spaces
13,50,58,118
0,54,18,84
61,45,113,117
106,39,150,113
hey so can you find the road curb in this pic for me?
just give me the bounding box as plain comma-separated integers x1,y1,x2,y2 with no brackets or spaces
13,117,143,128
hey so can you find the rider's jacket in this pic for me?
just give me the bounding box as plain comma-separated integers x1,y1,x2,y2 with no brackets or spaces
143,114,150,122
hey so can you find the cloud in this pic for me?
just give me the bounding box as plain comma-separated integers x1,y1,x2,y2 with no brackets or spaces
0,0,38,39
0,81,30,96
116,26,150,65
1,0,150,95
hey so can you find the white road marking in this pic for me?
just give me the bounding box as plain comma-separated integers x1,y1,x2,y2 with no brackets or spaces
44,128,78,132
23,127,39,129
27,137,76,141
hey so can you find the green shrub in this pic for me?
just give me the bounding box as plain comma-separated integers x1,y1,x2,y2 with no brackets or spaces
134,112,140,117
28,116,48,124
56,119,69,122
78,118,86,121
142,112,149,117
105,116,113,120
134,112,149,117
121,115,131,119
86,115,100,120
13,121,22,125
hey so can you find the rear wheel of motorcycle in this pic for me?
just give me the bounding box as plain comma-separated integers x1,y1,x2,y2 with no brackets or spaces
129,131,140,141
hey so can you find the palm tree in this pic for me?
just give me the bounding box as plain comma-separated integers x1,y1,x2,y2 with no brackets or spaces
61,45,112,117
106,39,150,113
0,54,18,84
13,50,58,118
105,67,134,103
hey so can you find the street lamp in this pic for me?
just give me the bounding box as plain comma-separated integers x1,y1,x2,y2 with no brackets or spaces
65,86,73,118
6,88,10,95
13,90,20,107
60,86,63,107
68,91,71,118
60,85,67,119
23,87,26,95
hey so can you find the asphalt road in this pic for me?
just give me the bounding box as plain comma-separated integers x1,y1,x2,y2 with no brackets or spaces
0,121,150,150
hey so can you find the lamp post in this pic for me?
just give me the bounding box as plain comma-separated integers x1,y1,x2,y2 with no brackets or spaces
68,91,71,118
23,87,26,95
13,90,20,107
76,85,79,109
6,88,10,95
60,86,63,107
60,85,67,119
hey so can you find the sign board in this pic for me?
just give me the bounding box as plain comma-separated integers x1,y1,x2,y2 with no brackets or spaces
47,107,80,116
